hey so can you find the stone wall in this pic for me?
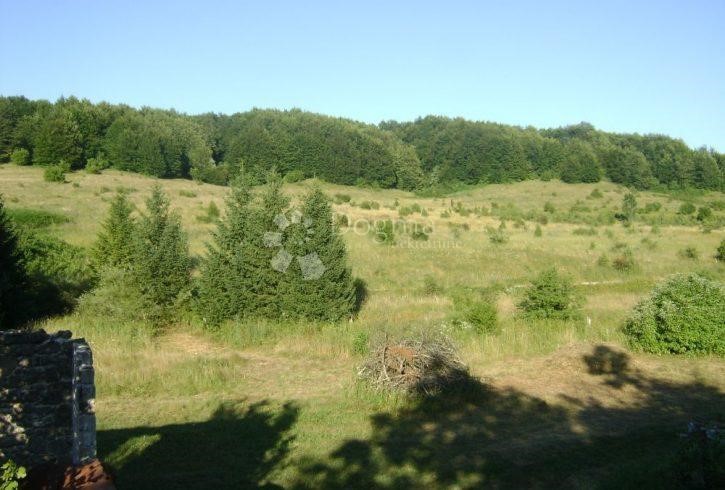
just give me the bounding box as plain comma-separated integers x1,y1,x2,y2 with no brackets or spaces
0,329,96,469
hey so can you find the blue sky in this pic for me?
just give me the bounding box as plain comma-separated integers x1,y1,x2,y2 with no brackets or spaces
1,0,723,150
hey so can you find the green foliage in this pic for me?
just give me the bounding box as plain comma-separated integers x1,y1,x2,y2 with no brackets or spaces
621,192,637,223
197,178,355,324
197,201,221,223
543,201,556,213
9,148,30,165
518,268,581,320
85,154,110,174
6,207,70,229
43,161,69,182
18,230,94,307
534,224,542,237
179,189,197,198
450,290,499,334
717,239,725,262
333,193,351,204
3,95,723,191
1,460,26,490
132,185,191,310
679,246,699,260
280,187,357,321
588,188,603,198
195,175,257,326
283,169,305,183
0,196,32,328
696,206,712,222
359,200,380,210
92,191,137,270
678,202,696,215
623,274,724,355
374,219,395,245
352,331,370,355
422,275,443,295
486,225,508,244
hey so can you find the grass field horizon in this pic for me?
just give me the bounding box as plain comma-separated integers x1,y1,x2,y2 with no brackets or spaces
1,163,723,488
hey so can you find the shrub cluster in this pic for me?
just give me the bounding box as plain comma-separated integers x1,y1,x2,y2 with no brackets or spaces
518,268,581,319
195,173,356,325
623,273,724,355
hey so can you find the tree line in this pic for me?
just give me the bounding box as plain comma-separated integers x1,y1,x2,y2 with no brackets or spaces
1,96,722,191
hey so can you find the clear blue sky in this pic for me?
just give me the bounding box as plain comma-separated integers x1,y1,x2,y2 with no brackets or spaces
1,0,723,150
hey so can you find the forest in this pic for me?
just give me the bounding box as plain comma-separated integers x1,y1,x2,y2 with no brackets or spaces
1,95,722,192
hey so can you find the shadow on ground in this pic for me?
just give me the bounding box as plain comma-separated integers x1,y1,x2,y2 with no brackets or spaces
98,400,299,490
292,345,724,489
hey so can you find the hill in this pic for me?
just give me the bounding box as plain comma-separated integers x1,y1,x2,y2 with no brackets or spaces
2,96,723,192
1,164,723,487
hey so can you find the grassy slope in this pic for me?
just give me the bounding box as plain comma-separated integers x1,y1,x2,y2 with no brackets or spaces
1,164,723,488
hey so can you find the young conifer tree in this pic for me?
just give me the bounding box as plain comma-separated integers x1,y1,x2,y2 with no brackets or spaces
133,185,191,309
196,174,256,325
0,195,32,328
245,170,290,317
92,190,136,270
280,188,355,321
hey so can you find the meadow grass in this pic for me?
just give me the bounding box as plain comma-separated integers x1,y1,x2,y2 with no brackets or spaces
2,163,724,488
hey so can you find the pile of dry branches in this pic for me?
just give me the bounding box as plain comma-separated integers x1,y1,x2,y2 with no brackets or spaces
358,335,469,395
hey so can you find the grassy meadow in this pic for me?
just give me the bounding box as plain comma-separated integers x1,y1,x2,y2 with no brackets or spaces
1,163,723,488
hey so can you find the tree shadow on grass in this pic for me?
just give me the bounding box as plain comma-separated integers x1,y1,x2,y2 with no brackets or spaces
293,345,724,489
98,400,299,490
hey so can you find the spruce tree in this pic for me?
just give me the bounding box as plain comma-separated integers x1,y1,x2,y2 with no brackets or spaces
280,188,355,321
0,195,32,328
133,185,191,309
245,170,290,317
92,190,137,270
196,174,256,325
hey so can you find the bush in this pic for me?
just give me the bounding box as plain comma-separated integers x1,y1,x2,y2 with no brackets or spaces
85,155,110,174
283,169,305,183
10,148,30,166
43,162,69,183
679,246,699,260
696,206,713,222
333,193,351,204
518,268,581,319
422,275,443,295
534,224,542,237
179,189,197,198
717,239,725,262
458,300,498,335
678,202,696,215
588,188,603,199
373,219,395,245
623,273,724,355
6,208,70,229
410,229,429,241
197,201,220,223
18,231,95,301
360,200,380,210
544,201,556,213
486,226,508,244
335,214,349,227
